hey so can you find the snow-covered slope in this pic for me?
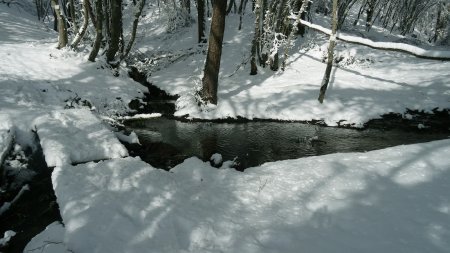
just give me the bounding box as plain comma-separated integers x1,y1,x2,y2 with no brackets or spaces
0,5,147,148
140,9,450,126
26,139,450,253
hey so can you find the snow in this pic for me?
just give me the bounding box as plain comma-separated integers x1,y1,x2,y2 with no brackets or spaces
299,20,450,59
115,131,141,144
0,230,16,247
0,4,147,149
116,113,163,120
23,222,69,253
1,3,449,253
0,128,14,167
38,140,450,253
144,11,450,126
34,109,128,167
210,153,223,166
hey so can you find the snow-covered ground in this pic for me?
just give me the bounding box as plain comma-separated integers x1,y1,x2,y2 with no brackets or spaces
0,5,146,149
1,3,449,253
24,139,450,253
139,9,450,126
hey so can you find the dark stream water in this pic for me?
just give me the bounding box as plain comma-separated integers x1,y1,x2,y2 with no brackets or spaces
126,117,449,170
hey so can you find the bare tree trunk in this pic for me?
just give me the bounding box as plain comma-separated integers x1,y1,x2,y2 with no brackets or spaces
365,0,376,31
71,0,89,48
121,0,146,61
200,0,227,104
106,0,123,63
88,0,103,61
69,0,78,32
318,0,338,104
226,0,236,14
282,0,310,70
237,0,245,30
250,0,261,75
51,0,69,48
197,0,206,43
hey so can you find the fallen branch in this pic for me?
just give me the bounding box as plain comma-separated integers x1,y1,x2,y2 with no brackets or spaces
297,19,450,61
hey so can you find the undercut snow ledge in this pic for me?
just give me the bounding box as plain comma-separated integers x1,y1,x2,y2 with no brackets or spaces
34,109,128,167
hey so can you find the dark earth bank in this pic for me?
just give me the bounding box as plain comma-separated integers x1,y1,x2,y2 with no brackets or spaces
0,142,61,253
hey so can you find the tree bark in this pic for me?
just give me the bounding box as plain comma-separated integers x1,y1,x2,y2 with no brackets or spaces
69,0,78,32
71,0,90,48
365,0,376,31
197,0,206,43
200,0,227,104
318,0,338,104
51,0,69,48
106,0,123,63
250,0,261,75
88,0,103,61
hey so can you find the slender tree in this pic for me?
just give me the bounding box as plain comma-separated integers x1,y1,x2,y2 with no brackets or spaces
200,0,227,104
121,0,146,60
318,0,338,103
250,0,261,75
197,0,206,43
69,0,78,32
88,0,103,61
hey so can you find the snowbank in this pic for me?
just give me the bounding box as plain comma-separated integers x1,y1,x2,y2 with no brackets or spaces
43,140,450,253
34,109,128,167
23,222,69,253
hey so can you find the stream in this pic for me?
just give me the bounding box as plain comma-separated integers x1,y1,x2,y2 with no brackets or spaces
125,117,449,170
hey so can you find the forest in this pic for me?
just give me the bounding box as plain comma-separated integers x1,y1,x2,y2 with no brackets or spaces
0,0,450,252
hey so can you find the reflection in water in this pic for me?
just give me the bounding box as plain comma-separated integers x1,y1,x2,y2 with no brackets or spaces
126,118,449,170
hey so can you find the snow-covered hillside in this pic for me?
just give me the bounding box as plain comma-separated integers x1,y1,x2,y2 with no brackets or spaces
134,4,450,126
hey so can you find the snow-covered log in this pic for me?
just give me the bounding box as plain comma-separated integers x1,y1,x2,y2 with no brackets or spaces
298,20,450,61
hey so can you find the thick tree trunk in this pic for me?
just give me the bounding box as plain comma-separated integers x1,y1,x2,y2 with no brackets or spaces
106,0,123,63
197,0,206,43
88,0,103,61
200,0,227,105
51,0,69,48
318,0,338,104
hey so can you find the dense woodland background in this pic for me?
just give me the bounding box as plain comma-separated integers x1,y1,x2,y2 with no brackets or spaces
2,0,450,104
